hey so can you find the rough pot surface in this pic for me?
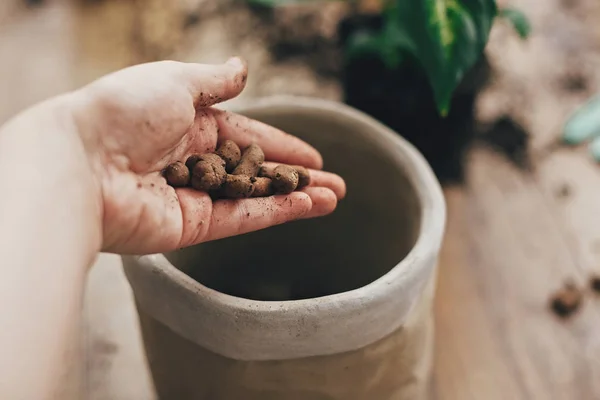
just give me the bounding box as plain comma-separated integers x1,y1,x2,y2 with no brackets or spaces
123,96,446,400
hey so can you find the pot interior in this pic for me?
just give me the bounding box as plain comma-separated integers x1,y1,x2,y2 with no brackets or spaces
165,105,422,301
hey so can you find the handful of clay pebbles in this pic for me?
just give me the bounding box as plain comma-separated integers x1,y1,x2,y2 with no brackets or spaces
162,140,311,198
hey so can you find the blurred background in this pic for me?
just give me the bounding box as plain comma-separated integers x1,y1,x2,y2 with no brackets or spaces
1,0,600,399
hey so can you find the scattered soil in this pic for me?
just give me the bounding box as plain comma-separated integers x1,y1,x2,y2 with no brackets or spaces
555,183,572,199
550,281,583,318
559,70,589,93
591,275,600,293
478,116,530,170
560,0,578,10
247,3,344,78
183,13,201,29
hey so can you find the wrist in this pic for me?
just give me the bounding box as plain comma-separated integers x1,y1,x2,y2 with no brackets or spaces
0,95,103,268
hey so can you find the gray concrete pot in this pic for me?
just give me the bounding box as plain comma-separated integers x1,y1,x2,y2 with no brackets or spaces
123,96,446,400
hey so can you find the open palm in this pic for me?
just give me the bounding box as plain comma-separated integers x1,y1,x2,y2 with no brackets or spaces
70,58,345,254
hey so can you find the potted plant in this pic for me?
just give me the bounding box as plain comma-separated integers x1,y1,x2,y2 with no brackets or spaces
248,0,530,183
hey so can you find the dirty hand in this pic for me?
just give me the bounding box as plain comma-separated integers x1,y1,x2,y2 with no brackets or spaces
68,58,345,254
0,57,343,400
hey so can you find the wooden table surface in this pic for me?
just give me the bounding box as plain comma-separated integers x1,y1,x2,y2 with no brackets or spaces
1,1,599,399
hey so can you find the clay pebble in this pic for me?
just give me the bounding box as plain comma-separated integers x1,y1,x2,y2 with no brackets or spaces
216,140,242,172
222,175,255,198
291,165,311,189
259,165,299,194
164,161,190,187
165,143,311,199
191,160,226,191
251,177,274,197
232,143,264,177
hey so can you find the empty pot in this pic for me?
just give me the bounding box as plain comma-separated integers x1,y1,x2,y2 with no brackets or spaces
123,96,446,400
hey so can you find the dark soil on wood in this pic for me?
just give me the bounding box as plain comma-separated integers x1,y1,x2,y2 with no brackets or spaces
478,115,531,170
247,3,343,78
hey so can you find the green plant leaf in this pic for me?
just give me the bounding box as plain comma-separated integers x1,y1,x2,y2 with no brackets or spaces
590,136,600,162
246,0,279,6
498,7,531,39
563,94,600,145
246,0,345,6
344,27,405,69
385,0,497,115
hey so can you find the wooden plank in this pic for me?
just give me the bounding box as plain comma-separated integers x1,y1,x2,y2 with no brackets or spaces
434,148,600,400
83,254,157,400
535,148,600,396
433,186,525,400
537,148,600,280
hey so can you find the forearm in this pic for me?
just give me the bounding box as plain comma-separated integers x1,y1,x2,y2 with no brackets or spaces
0,97,101,398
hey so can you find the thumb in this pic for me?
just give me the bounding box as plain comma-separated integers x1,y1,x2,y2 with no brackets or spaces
81,57,249,110
178,57,248,108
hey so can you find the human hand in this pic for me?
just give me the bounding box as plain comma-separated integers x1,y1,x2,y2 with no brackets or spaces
69,58,345,254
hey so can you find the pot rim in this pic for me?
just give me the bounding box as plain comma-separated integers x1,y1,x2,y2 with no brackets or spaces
125,95,446,359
